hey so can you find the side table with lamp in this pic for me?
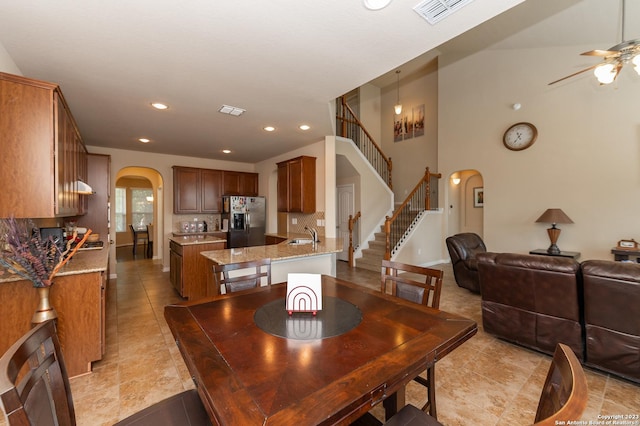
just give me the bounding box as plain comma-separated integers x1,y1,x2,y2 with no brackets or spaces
530,208,581,259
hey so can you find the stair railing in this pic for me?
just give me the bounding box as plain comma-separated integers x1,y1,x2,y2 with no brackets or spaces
383,167,442,260
336,96,393,189
348,211,361,267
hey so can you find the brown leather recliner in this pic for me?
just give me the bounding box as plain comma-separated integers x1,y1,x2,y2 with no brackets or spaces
582,260,640,383
477,252,584,360
446,233,486,293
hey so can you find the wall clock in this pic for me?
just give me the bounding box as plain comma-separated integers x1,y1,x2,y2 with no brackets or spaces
503,122,538,151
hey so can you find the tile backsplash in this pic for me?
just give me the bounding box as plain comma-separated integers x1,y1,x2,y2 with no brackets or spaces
287,211,325,236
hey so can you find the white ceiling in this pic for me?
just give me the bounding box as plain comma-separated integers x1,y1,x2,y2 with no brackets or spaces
1,0,637,163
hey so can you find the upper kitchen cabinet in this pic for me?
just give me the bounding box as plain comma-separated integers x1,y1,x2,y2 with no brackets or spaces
173,166,223,214
277,156,316,213
0,72,88,218
222,171,258,196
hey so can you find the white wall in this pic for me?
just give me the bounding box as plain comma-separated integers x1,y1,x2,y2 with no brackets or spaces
0,42,21,75
439,46,640,260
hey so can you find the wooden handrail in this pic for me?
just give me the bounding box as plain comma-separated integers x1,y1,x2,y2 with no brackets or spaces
336,96,393,189
384,167,441,260
348,211,361,267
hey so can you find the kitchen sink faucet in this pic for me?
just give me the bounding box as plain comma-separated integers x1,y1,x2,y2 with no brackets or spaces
304,226,319,243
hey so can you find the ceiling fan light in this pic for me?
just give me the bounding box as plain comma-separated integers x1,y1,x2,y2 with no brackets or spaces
632,55,640,75
594,63,617,84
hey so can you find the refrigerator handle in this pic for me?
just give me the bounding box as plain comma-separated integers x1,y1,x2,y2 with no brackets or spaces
246,212,250,230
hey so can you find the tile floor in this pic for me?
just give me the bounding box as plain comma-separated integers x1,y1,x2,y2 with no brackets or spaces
2,251,639,425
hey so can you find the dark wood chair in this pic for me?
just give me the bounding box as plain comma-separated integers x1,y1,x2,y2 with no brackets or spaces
383,343,588,426
213,258,272,294
533,343,588,425
129,224,148,257
146,223,153,258
381,259,443,419
0,320,211,426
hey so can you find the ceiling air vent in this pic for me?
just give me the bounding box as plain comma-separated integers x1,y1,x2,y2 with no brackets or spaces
413,0,474,25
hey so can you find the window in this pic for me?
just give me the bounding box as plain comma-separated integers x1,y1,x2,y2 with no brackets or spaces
115,187,126,232
131,188,153,227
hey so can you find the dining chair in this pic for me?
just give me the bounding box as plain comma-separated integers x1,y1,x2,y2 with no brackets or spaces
146,223,154,258
533,343,588,425
213,258,272,294
129,224,148,257
381,259,444,419
383,343,588,426
0,320,211,426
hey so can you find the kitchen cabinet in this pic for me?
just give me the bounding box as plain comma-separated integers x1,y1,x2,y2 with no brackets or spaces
173,166,258,214
169,238,226,300
173,167,223,214
222,171,259,196
277,156,316,213
84,154,111,240
0,72,88,218
0,267,107,378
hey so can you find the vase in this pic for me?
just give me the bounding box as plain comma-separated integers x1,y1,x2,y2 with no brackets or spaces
32,286,58,324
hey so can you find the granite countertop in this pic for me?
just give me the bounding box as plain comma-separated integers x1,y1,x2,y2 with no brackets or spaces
172,231,227,237
0,243,110,284
169,235,227,246
200,237,343,265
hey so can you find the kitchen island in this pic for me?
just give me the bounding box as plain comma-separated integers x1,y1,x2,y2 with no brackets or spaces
201,236,343,296
0,245,109,378
168,235,226,300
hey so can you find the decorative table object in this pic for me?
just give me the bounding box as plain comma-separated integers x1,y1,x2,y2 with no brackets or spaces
0,217,92,323
286,273,322,315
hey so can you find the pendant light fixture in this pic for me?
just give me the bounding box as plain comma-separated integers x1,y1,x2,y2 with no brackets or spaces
394,70,402,115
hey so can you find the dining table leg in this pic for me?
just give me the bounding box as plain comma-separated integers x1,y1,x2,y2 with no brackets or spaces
383,387,406,421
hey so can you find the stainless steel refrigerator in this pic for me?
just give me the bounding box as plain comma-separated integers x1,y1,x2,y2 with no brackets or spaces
222,196,266,248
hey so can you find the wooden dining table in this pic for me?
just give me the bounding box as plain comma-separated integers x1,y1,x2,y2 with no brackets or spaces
164,275,477,425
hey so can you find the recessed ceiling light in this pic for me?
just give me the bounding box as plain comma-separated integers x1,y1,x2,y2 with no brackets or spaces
363,0,392,10
151,103,168,110
222,149,231,154
139,138,150,143
219,105,246,116
299,124,310,131
264,126,276,132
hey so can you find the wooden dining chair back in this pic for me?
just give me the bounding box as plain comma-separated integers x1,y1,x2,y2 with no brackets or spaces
0,320,211,426
214,258,272,294
381,259,443,309
129,224,148,257
533,343,588,425
380,259,444,419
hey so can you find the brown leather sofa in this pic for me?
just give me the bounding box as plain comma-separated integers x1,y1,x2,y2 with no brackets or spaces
582,260,640,383
478,253,640,383
477,252,584,360
445,233,486,293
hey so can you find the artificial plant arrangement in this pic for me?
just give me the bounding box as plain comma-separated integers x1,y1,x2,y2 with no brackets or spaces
0,217,92,287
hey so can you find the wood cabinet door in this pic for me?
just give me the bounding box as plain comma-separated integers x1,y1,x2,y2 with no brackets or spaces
222,171,241,195
288,158,304,212
240,173,258,196
169,248,183,296
173,167,200,213
201,169,223,213
277,163,289,212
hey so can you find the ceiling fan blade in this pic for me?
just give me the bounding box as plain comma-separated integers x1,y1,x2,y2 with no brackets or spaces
581,49,618,57
548,64,599,85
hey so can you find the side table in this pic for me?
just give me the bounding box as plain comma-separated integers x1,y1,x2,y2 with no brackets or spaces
611,248,640,262
529,249,581,260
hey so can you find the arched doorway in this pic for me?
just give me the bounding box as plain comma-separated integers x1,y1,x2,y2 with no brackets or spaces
448,169,483,238
114,167,164,262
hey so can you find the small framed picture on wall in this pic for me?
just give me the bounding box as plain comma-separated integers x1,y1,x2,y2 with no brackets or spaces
474,187,484,208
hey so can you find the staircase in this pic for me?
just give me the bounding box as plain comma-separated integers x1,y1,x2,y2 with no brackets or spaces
356,227,386,272
356,207,422,272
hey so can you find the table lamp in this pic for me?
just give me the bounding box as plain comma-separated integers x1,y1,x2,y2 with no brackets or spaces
535,209,574,254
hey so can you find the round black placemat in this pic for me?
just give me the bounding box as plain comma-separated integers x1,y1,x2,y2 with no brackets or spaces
254,296,362,340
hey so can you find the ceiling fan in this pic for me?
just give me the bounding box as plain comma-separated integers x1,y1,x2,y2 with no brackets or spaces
549,0,640,85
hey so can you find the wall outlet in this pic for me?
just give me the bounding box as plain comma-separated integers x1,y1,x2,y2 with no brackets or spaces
418,249,422,255
292,218,297,224
317,219,322,226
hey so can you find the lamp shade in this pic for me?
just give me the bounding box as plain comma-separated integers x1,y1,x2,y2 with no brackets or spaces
535,208,573,225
